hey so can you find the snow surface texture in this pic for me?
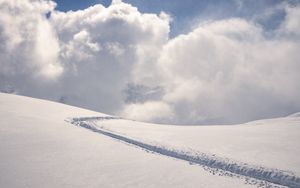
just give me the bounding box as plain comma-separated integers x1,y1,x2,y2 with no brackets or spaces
70,117,300,187
1,92,300,187
0,93,259,188
74,115,300,175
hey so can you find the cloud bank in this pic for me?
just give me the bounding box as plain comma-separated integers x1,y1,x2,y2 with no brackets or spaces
1,0,300,124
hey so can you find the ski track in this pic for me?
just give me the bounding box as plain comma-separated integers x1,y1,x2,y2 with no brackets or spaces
69,116,300,188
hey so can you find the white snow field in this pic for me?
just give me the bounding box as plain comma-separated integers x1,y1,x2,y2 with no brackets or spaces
1,93,300,188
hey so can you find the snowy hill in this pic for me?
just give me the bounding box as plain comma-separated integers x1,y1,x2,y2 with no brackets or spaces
1,93,300,188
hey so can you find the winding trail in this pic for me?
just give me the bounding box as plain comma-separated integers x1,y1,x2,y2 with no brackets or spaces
69,116,300,188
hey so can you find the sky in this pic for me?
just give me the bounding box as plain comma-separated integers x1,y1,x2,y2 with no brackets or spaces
1,0,300,125
53,0,299,36
54,0,112,11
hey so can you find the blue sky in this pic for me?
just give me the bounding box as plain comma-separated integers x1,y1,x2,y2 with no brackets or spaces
54,0,111,11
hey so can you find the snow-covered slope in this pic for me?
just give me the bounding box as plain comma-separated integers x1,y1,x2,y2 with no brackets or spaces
70,115,300,187
0,93,299,188
77,114,300,176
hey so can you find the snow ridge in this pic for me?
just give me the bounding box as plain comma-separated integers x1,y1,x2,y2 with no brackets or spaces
69,117,300,188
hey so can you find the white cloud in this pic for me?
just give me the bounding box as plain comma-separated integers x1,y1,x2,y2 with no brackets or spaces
0,0,170,115
151,15,300,124
280,5,300,37
121,101,174,123
0,0,61,80
50,1,170,113
0,0,300,125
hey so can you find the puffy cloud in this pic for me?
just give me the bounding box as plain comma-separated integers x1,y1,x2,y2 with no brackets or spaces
0,0,61,79
0,0,63,103
49,1,170,113
121,101,174,123
0,0,62,86
279,5,300,37
147,14,300,124
0,0,300,125
121,6,300,124
0,0,170,114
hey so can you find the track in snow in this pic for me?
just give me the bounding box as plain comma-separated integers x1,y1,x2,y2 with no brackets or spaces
69,117,300,188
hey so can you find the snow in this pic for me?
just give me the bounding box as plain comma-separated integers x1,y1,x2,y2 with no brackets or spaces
71,117,300,187
0,93,299,187
84,116,300,176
